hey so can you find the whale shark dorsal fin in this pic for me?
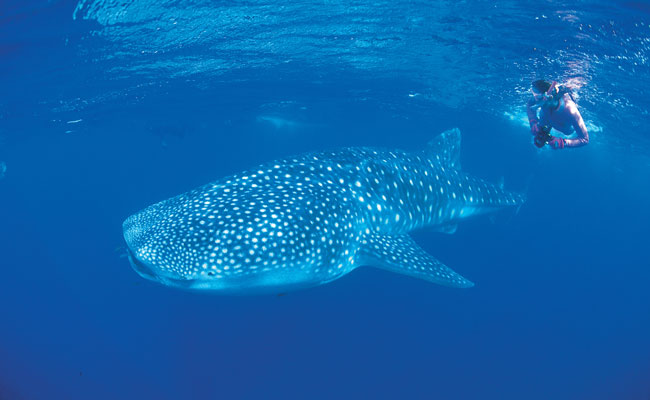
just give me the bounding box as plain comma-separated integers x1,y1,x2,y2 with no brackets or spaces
359,233,474,288
426,127,462,169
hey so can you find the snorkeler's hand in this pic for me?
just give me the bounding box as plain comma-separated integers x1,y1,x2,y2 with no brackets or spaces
530,122,540,136
548,137,565,149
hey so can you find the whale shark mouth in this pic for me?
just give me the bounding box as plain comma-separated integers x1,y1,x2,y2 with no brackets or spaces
126,247,158,281
126,246,229,291
125,248,190,285
124,247,299,293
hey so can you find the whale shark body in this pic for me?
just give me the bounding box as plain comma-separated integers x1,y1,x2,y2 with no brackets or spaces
123,128,525,294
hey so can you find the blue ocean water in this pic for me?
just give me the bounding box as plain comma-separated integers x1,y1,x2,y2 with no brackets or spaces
1,0,650,399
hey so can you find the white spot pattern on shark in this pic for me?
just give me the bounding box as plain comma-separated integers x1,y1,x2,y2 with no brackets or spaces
123,128,525,294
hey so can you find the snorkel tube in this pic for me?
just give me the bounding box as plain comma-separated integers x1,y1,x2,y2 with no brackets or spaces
545,81,558,99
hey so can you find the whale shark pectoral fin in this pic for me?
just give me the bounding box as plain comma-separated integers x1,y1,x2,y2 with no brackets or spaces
425,127,462,169
359,233,474,288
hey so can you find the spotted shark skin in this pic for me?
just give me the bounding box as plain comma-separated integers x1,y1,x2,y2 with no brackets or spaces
123,128,525,294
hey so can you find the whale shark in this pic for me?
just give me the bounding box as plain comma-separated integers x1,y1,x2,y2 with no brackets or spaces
123,128,525,294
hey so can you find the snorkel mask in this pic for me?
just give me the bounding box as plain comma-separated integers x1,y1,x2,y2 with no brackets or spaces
532,81,559,104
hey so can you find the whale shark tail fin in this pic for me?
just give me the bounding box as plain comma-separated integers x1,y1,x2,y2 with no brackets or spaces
359,233,474,288
425,127,462,170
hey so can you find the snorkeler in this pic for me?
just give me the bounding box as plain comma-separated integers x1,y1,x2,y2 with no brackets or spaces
526,80,589,149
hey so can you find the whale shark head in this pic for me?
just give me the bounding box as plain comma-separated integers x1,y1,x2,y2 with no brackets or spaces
123,171,358,293
122,196,200,289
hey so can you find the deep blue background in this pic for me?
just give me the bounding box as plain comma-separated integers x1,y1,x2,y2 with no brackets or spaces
1,1,649,399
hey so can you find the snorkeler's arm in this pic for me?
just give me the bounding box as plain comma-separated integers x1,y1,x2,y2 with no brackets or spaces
526,98,540,134
564,106,589,148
